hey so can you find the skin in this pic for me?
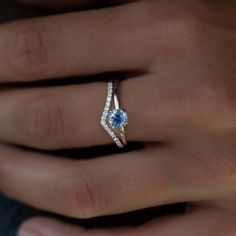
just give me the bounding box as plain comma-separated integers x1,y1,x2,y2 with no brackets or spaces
0,0,235,235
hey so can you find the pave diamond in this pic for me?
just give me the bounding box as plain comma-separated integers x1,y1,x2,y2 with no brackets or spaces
101,82,124,148
109,109,128,128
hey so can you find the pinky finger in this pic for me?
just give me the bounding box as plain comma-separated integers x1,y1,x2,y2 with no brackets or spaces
18,205,235,236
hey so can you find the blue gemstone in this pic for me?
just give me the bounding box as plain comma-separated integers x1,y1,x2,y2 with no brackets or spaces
109,109,128,128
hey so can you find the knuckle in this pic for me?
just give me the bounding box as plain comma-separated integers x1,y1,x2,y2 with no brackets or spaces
22,95,67,149
62,170,107,219
154,8,214,55
198,87,236,135
73,177,99,218
159,17,207,53
8,23,48,80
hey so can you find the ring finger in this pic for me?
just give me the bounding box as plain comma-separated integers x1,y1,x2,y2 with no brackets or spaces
0,76,177,149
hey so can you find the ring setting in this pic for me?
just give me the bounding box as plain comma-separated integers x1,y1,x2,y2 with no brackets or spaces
101,80,128,148
109,109,128,129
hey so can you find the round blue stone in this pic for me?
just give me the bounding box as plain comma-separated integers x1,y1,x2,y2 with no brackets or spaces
109,109,128,128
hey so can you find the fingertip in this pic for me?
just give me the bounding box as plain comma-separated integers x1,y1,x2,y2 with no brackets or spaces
18,217,48,236
18,217,86,236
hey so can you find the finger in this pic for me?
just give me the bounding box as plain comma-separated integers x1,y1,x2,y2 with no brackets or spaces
147,206,235,236
0,82,118,149
0,143,214,219
18,206,234,236
19,0,100,9
18,217,86,236
0,76,174,150
0,2,153,82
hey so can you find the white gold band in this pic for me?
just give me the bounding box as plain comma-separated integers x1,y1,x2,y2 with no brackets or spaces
101,80,128,148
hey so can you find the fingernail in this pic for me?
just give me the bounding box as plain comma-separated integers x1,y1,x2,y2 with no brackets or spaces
18,229,41,236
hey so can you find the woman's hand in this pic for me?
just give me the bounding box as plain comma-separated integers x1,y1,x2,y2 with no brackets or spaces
0,0,235,235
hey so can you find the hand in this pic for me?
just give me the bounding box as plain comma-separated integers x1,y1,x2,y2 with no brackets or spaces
0,0,235,235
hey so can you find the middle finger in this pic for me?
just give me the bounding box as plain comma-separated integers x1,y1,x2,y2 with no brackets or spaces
0,1,152,83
